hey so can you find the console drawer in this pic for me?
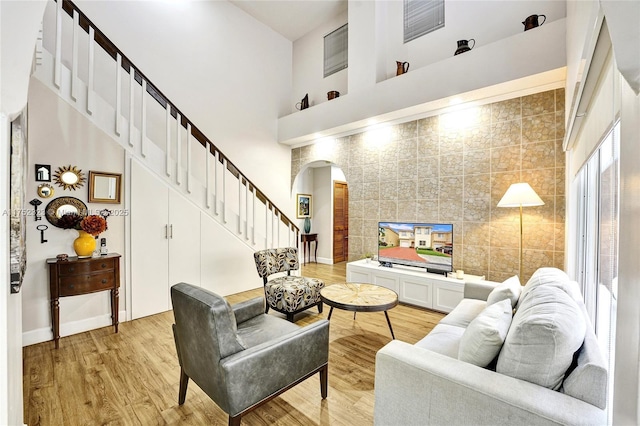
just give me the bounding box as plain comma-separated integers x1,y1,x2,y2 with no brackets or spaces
58,258,116,276
59,272,115,296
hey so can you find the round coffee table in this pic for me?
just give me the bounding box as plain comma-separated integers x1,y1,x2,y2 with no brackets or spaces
320,283,399,339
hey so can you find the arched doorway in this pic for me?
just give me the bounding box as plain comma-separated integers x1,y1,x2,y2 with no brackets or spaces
292,161,348,264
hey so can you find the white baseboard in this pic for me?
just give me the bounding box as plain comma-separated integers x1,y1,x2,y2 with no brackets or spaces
22,309,127,347
316,257,333,265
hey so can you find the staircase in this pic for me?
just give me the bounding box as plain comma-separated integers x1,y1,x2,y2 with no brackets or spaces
34,0,299,252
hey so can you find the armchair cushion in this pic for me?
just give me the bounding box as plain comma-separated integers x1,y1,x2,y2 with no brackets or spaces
220,320,329,417
265,276,324,313
237,313,300,348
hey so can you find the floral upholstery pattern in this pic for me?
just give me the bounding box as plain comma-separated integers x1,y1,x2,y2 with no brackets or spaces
254,247,299,278
253,247,324,321
264,276,324,313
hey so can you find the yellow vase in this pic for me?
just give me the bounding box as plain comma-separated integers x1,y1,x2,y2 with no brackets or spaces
74,230,96,258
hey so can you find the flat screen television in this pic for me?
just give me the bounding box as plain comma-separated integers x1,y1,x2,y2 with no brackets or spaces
378,222,453,275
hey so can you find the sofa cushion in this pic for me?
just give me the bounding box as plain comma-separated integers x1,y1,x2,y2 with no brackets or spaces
496,284,586,390
561,285,609,409
518,267,571,307
561,325,608,409
439,299,487,328
458,298,513,367
486,275,521,308
415,324,465,358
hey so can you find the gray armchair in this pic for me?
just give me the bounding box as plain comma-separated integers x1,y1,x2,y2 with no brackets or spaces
171,283,329,426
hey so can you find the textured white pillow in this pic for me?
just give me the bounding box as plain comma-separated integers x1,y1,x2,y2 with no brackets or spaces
458,298,513,367
486,275,521,307
497,284,586,390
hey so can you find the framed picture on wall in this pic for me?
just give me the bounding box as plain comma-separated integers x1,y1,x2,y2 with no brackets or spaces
296,194,312,218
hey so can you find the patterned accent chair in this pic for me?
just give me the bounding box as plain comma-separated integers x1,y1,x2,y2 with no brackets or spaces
171,283,329,426
253,247,325,322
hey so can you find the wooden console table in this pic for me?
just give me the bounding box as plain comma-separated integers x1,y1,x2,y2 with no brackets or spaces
47,253,121,348
301,233,318,265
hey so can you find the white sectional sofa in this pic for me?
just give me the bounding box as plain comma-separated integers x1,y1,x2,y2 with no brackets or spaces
374,268,608,425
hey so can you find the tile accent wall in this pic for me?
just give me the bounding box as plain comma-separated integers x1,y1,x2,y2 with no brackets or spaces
291,88,565,283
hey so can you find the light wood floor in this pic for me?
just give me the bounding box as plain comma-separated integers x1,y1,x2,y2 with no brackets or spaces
23,262,444,425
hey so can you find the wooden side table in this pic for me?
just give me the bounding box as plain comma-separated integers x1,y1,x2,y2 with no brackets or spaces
301,233,318,265
47,253,121,348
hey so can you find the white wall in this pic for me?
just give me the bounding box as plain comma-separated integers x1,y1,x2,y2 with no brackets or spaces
73,0,294,217
292,10,348,110
292,166,314,232
349,1,377,93
288,0,566,130
1,2,48,424
313,166,332,262
613,78,640,426
377,0,566,82
21,78,126,345
280,18,567,144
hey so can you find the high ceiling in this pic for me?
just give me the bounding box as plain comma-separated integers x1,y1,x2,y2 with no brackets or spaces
229,0,348,41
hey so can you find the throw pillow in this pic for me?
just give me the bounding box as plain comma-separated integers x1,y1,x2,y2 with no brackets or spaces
496,284,586,390
458,298,513,367
486,275,521,308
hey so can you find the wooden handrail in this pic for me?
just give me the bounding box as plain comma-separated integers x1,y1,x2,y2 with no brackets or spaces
57,0,299,235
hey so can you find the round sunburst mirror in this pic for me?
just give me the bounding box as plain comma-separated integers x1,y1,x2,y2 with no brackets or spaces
53,165,86,191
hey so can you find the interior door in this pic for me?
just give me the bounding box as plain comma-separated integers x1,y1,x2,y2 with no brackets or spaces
131,159,169,319
333,181,348,263
168,189,201,295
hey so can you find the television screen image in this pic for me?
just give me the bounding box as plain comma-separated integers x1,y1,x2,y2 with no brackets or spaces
378,222,453,274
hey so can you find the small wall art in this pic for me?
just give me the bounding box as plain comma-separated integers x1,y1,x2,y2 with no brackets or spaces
35,164,51,182
296,194,312,218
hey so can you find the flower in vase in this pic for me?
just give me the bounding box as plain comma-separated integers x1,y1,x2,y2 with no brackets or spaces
79,215,107,236
59,213,107,236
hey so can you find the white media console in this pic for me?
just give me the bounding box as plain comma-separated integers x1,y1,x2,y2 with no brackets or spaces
346,259,493,313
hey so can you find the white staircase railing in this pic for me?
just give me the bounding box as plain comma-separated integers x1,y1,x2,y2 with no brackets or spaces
35,0,299,251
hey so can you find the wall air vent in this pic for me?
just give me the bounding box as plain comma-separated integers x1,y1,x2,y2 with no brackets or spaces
324,23,348,78
404,0,445,43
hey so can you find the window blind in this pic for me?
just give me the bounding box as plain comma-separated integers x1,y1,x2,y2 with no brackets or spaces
404,0,445,43
324,24,348,78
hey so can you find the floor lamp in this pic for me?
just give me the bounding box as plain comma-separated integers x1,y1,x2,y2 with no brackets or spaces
497,182,544,280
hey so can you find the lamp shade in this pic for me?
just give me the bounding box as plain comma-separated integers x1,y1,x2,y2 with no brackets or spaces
497,183,544,207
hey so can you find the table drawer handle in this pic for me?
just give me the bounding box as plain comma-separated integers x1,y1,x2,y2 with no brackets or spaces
102,279,108,284
101,263,107,268
69,284,74,289
68,267,75,272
